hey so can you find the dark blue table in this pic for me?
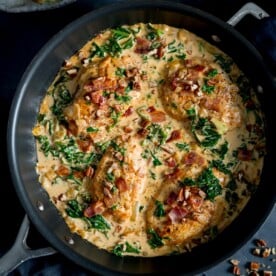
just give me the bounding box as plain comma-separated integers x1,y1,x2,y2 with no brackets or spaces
0,1,275,275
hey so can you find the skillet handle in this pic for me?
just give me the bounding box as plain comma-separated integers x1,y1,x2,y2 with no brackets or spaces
227,2,269,26
227,2,276,78
0,215,56,276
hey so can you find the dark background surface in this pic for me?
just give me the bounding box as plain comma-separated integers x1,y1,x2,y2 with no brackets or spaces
0,0,275,275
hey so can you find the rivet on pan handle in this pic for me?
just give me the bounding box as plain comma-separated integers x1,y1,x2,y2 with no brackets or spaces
0,215,56,276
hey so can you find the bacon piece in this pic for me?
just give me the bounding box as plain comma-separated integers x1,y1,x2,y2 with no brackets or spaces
73,170,84,179
135,37,151,54
137,128,149,137
166,130,181,143
176,188,184,202
149,110,166,123
133,81,141,91
123,126,133,133
77,137,92,152
90,91,106,106
147,106,156,113
83,77,117,92
115,177,129,192
183,152,205,166
56,165,70,177
168,206,189,223
192,64,206,72
67,120,78,136
83,200,105,218
123,106,134,117
165,157,176,168
126,67,139,78
164,167,181,180
156,45,165,58
165,191,177,205
85,166,94,178
140,118,150,128
237,148,253,161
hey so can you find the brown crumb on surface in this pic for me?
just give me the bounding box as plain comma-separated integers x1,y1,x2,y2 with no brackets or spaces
262,271,273,276
250,261,260,271
255,239,268,247
262,248,271,258
232,265,241,275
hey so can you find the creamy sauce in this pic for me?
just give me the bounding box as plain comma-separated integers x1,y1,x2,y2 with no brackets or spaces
32,23,265,257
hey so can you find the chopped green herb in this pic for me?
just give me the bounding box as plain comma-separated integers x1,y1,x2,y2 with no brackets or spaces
197,167,222,200
211,141,229,159
106,172,115,182
207,69,218,78
204,226,218,240
87,214,111,231
202,79,215,94
175,142,189,151
147,124,167,146
193,117,221,148
115,67,126,77
154,200,165,217
214,54,233,73
150,150,162,167
147,228,164,249
149,170,157,180
67,173,83,185
66,199,83,218
112,242,140,257
210,159,231,174
86,126,99,133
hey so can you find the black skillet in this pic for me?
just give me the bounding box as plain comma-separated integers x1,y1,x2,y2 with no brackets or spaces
5,1,276,275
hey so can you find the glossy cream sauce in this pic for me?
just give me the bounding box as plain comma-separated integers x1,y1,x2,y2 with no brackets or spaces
33,23,265,257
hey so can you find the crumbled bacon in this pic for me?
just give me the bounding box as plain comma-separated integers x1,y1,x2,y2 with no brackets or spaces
115,177,129,192
85,166,94,178
56,165,70,177
73,170,84,179
166,130,181,142
135,37,151,54
170,71,199,93
133,81,141,91
168,206,189,223
166,191,177,205
77,137,92,152
164,167,181,180
140,118,151,128
147,106,156,113
123,126,133,133
165,157,176,168
149,110,166,123
237,148,253,161
83,200,105,218
67,120,78,136
126,67,139,78
90,91,106,106
183,152,205,166
137,128,149,137
156,45,165,58
123,106,134,117
83,77,117,92
192,64,206,72
176,188,185,202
